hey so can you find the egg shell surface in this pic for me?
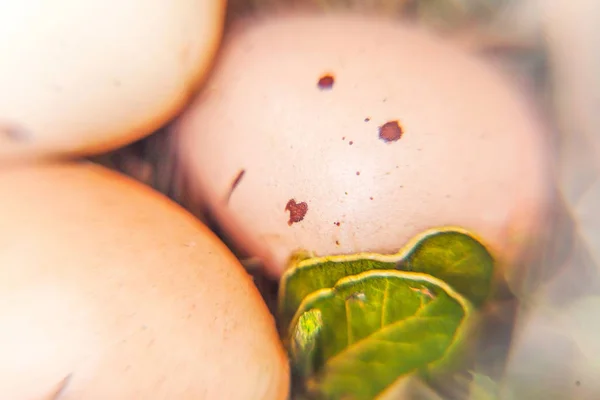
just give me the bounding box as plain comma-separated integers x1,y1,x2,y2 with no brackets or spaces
0,0,225,162
174,13,552,278
0,162,290,400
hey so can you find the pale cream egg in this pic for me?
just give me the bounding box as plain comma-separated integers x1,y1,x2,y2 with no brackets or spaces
0,0,226,162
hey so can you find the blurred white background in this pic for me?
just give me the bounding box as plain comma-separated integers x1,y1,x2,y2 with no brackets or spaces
486,0,600,398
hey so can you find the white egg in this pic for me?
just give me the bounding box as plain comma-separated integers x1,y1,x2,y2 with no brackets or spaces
0,0,225,161
173,12,552,279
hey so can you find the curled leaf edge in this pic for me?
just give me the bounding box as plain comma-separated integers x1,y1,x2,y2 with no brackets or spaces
278,225,492,315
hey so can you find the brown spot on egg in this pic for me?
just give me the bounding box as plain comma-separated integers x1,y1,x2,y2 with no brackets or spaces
349,141,353,145
231,169,245,190
342,136,345,140
317,74,335,90
335,240,340,245
364,117,371,122
356,171,360,176
370,197,374,200
48,373,73,400
334,221,340,226
224,169,246,204
285,199,308,226
379,121,403,143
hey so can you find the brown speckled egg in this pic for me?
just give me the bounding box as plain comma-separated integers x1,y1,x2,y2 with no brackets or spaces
0,0,225,162
173,13,552,279
0,162,289,400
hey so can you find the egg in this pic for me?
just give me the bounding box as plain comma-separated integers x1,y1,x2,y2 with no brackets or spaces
173,12,552,279
0,162,289,399
0,0,225,162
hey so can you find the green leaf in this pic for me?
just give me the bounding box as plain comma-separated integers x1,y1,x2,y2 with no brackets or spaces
278,227,494,330
290,309,324,379
396,228,494,307
287,270,474,400
278,256,396,331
